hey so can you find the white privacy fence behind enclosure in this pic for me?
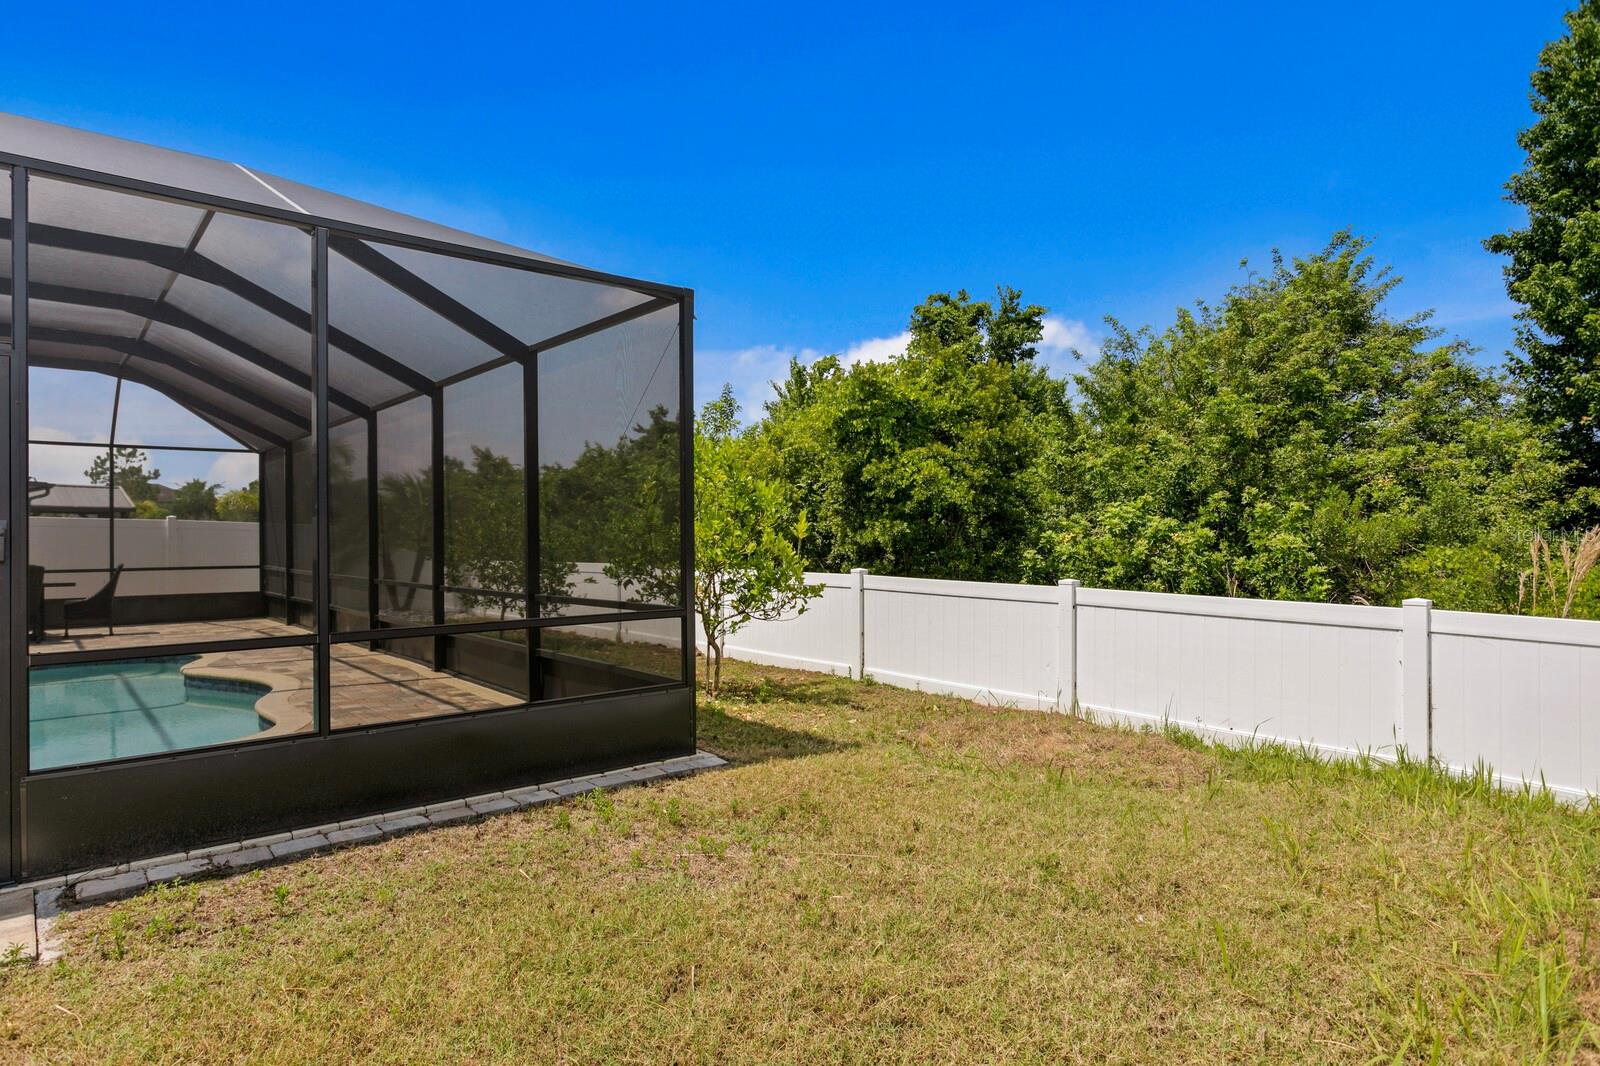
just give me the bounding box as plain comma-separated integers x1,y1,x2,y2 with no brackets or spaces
30,516,258,597
706,571,1600,801
694,571,863,676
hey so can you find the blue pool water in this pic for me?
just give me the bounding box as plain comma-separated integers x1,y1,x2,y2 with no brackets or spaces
30,657,269,770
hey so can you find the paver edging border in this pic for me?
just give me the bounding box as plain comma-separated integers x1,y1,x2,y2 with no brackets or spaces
0,750,727,963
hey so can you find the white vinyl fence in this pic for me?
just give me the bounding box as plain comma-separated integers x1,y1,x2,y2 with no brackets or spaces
709,570,1600,801
29,515,258,598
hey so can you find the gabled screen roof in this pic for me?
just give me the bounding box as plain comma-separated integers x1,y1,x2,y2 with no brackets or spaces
1,113,680,453
0,112,570,267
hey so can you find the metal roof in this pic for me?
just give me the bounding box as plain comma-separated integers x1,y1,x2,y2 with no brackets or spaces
29,483,135,515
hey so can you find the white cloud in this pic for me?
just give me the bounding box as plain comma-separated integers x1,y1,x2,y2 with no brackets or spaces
698,331,911,417
698,316,1101,424
206,452,262,491
30,424,108,446
27,442,101,487
698,343,827,417
1038,316,1099,361
843,331,912,366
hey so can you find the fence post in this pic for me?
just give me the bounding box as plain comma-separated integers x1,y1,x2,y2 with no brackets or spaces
850,568,868,680
1401,597,1432,761
164,515,177,595
1056,579,1079,711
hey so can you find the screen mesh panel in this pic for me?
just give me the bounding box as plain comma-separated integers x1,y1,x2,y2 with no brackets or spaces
289,436,315,617
373,396,434,628
27,366,115,442
539,304,681,616
443,362,526,624
24,175,314,452
329,242,502,388
11,120,689,767
260,448,288,598
377,240,656,348
100,378,240,451
328,627,530,731
1,167,12,344
328,416,371,629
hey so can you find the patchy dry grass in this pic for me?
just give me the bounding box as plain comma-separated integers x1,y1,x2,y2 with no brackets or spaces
2,658,1599,1063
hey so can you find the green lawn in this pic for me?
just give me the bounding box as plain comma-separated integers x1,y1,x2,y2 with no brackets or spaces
2,659,1598,1063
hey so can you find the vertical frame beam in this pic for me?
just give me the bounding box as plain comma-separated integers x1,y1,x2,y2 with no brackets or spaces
523,356,540,701
312,227,331,737
281,444,294,624
430,388,445,670
6,168,28,882
366,412,379,641
108,371,124,595
678,294,694,708
257,449,268,611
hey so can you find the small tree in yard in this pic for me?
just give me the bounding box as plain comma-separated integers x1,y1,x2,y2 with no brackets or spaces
695,385,821,697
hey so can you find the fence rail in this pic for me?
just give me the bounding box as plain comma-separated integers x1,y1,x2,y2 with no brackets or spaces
706,571,1600,801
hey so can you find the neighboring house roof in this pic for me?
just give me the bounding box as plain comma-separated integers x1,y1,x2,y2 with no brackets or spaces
30,484,136,516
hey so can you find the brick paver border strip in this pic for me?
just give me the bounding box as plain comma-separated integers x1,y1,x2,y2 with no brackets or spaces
0,750,727,963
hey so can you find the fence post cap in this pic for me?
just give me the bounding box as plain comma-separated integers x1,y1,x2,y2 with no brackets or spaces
850,567,869,575
1401,597,1433,608
1058,578,1081,588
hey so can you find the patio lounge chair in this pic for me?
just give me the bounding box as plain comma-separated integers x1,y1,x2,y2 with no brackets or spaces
61,565,124,638
27,564,44,642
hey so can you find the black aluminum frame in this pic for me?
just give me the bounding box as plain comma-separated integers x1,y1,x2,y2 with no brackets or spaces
0,148,695,883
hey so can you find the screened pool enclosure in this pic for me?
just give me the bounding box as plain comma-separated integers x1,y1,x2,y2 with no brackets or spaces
0,114,694,881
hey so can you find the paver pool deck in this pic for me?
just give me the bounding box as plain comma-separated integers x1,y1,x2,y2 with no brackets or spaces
29,617,512,731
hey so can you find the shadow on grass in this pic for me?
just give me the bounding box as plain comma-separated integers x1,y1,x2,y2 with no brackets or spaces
697,702,856,766
713,670,861,709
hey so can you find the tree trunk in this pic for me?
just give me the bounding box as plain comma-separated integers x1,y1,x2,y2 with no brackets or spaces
703,639,724,698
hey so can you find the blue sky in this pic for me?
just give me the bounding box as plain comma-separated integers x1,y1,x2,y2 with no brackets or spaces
2,1,1573,420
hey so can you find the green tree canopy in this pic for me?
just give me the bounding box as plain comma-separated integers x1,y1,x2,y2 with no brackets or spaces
168,478,221,520
758,287,1072,582
1486,0,1600,491
216,483,259,523
444,447,525,619
539,406,681,610
84,447,161,504
1026,234,1574,611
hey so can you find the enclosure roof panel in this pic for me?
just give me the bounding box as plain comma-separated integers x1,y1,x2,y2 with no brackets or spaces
0,112,572,268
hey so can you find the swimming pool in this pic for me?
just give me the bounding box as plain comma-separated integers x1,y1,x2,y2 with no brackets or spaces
29,657,270,770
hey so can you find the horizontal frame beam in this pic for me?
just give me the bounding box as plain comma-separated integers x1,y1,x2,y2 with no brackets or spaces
333,606,685,645
12,277,371,417
30,632,314,668
27,438,256,455
26,607,684,668
8,217,431,396
27,347,293,447
329,235,526,358
338,294,681,425
0,155,688,300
